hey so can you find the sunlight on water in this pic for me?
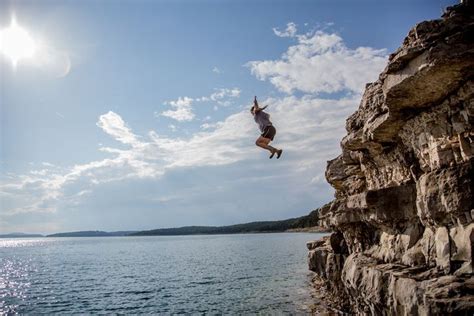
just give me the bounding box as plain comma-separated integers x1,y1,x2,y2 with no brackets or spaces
0,238,53,248
0,256,33,314
0,234,325,313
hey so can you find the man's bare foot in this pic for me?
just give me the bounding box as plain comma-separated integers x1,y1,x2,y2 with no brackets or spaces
276,149,283,159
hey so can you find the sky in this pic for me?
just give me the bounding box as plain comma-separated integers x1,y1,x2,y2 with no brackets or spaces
0,0,457,234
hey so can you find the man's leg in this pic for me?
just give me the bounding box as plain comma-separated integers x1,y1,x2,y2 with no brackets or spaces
256,136,277,154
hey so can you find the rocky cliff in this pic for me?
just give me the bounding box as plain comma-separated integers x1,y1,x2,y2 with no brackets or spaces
307,3,474,315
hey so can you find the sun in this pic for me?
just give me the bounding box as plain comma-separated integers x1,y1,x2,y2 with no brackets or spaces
0,16,37,67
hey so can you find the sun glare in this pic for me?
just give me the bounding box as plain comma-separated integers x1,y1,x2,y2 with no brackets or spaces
0,16,37,67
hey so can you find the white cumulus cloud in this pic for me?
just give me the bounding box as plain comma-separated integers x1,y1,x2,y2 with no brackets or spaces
248,29,387,95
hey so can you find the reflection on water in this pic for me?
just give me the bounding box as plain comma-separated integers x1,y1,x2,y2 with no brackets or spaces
0,239,53,248
0,233,325,314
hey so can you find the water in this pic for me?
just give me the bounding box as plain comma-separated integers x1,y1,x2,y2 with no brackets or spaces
0,233,325,314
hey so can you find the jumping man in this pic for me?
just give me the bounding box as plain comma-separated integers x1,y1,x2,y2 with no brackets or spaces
251,96,283,159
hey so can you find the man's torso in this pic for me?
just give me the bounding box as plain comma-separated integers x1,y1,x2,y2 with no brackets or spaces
254,111,272,132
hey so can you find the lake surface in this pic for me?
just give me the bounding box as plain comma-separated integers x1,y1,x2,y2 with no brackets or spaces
0,233,325,314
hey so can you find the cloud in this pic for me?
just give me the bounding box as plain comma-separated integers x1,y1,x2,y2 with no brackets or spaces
200,122,219,130
97,111,140,145
247,29,387,95
273,22,297,38
210,88,240,100
209,88,241,107
1,92,357,217
196,88,241,104
161,88,241,122
212,66,221,74
0,110,250,215
161,96,195,122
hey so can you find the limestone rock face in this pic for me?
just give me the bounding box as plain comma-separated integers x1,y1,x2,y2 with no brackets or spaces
308,3,474,314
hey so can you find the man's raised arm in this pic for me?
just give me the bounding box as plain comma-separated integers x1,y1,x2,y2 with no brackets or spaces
253,96,268,112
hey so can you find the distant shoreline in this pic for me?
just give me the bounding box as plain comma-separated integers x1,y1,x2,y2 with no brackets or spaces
2,208,329,238
0,228,329,239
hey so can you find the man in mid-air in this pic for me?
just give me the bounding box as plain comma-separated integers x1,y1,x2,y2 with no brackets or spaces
250,96,283,159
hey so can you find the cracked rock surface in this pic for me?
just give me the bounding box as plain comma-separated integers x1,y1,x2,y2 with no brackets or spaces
307,3,474,315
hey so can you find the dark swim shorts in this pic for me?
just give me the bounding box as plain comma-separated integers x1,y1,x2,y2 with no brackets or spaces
261,125,276,141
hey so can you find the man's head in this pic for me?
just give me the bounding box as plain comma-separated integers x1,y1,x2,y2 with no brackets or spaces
250,107,255,115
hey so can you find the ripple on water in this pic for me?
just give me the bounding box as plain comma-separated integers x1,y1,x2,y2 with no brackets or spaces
0,233,328,314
